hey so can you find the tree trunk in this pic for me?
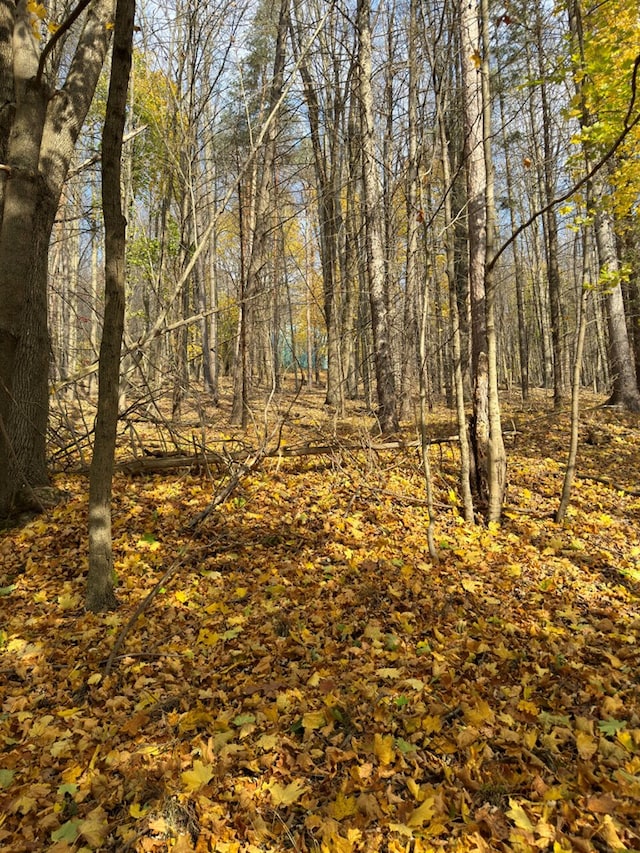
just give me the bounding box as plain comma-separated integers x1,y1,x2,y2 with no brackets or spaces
357,0,399,434
595,203,640,411
86,0,135,613
0,0,114,518
480,0,506,522
460,0,489,500
290,4,347,411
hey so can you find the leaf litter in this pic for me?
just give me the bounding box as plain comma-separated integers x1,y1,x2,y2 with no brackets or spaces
1,394,640,852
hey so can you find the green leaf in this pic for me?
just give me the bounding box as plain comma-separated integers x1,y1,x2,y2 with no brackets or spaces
598,718,627,737
233,713,255,727
395,738,416,754
0,769,15,788
221,627,242,640
51,819,80,843
0,585,16,596
140,532,157,544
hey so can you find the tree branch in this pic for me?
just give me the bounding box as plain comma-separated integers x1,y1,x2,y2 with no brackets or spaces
489,53,640,273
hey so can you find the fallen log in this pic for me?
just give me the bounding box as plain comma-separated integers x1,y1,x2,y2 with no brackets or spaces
113,436,462,475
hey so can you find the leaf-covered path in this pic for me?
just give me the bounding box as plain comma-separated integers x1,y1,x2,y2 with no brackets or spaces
1,395,640,852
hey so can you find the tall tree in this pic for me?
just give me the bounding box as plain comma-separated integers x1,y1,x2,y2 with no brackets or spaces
0,0,114,517
356,0,399,434
568,0,640,412
86,0,135,612
459,0,506,518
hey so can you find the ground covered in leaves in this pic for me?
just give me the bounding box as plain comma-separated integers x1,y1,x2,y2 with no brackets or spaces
1,391,640,852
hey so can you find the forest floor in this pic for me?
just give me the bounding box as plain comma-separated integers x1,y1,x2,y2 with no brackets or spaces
1,386,640,852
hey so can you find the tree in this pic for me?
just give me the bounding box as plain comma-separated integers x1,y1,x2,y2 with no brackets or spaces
290,0,352,412
568,0,640,412
459,0,506,519
0,0,114,517
86,0,135,612
356,0,399,434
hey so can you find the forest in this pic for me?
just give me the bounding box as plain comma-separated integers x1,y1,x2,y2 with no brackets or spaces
0,0,640,850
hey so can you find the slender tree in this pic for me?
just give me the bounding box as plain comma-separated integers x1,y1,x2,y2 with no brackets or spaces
356,0,399,433
86,0,135,612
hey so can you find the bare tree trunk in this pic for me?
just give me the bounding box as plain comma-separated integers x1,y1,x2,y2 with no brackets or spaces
497,81,528,399
594,201,640,411
290,4,347,411
460,0,489,500
401,0,420,421
480,0,506,522
357,0,399,434
86,0,135,612
557,286,589,524
438,97,474,523
0,0,114,517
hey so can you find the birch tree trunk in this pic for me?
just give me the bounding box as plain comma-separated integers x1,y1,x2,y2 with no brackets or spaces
86,0,135,612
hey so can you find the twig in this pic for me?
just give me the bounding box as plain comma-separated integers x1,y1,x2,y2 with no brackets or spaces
576,474,640,496
103,448,267,677
103,551,188,677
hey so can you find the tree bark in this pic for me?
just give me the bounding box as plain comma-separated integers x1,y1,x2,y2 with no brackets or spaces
594,202,640,411
0,0,114,518
86,0,135,613
460,0,489,500
356,0,399,434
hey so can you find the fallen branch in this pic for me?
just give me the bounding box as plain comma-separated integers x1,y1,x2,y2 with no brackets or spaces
109,436,462,475
576,474,640,497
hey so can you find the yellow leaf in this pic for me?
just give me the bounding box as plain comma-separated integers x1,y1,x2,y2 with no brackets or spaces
506,798,533,831
175,590,189,603
197,628,220,646
376,667,401,679
129,802,151,819
178,709,215,734
328,792,357,820
421,715,442,734
407,795,435,828
47,20,59,34
576,731,598,760
256,733,278,751
464,699,495,727
181,760,213,792
599,814,626,851
471,49,482,69
27,1,47,20
87,673,102,686
79,806,109,847
268,779,307,806
58,593,80,611
303,710,326,731
373,733,395,766
517,699,539,716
